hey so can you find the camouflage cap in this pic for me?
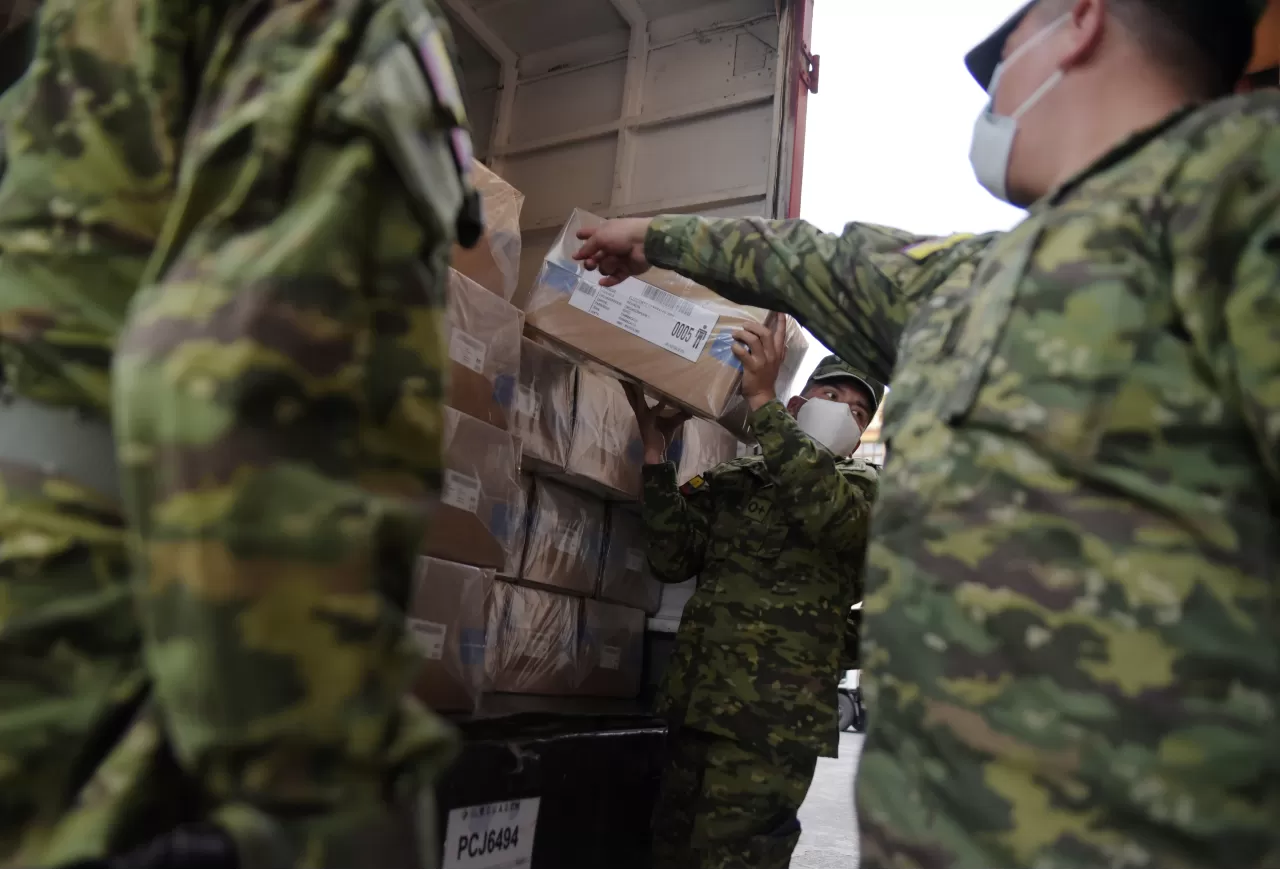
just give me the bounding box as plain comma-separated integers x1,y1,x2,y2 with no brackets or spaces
806,354,885,412
965,0,1267,92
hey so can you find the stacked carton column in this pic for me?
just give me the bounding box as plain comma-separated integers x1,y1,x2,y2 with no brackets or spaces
410,165,803,714
407,161,525,714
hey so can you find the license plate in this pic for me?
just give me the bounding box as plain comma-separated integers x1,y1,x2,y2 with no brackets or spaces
443,797,540,868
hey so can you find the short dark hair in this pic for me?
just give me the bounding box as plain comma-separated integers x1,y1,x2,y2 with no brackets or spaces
1036,0,1255,98
1112,0,1255,97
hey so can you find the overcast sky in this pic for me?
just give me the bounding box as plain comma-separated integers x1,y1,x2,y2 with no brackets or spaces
793,0,1029,385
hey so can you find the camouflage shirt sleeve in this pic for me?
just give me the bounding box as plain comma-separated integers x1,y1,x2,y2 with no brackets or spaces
750,399,873,557
645,215,947,385
640,461,714,583
1170,109,1280,489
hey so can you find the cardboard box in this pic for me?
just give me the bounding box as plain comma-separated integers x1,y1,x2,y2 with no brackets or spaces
715,317,811,440
512,338,576,473
561,368,643,500
446,269,523,431
450,160,524,301
502,474,535,578
525,208,781,422
521,478,606,597
406,557,492,712
577,599,645,699
670,418,741,485
487,580,579,696
424,408,522,569
598,507,662,614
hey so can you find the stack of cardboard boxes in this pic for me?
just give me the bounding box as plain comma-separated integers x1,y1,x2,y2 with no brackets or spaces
409,163,806,715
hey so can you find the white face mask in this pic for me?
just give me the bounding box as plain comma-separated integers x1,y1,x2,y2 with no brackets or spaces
969,13,1070,204
795,398,863,456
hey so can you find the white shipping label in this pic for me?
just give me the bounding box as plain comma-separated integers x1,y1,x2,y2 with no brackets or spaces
443,470,481,514
449,330,488,374
407,618,447,660
569,277,719,363
601,645,622,670
515,385,541,420
625,548,646,573
443,798,541,869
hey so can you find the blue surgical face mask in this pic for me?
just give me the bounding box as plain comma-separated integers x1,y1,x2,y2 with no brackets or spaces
969,13,1070,204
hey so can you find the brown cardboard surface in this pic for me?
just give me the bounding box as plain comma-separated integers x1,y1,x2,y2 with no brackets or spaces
407,557,492,712
560,368,643,501
424,409,522,569
524,208,776,421
450,160,524,301
502,473,535,578
671,417,741,486
487,580,579,696
512,338,576,473
446,269,523,431
598,507,662,614
577,599,645,699
520,477,606,597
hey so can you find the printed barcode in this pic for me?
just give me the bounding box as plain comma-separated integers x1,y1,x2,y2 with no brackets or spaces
641,284,696,318
577,280,598,298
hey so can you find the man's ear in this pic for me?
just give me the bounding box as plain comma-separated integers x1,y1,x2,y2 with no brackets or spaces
786,396,806,418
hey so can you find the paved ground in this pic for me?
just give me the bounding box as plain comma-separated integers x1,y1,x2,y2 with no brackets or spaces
791,731,862,869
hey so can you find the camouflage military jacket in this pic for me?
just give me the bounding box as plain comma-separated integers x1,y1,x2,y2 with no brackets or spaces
643,399,877,760
645,95,1280,867
0,0,473,864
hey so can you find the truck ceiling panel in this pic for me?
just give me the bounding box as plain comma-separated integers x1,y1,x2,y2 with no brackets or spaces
448,0,773,60
460,0,625,57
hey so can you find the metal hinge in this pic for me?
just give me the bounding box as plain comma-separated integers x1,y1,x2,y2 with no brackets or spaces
800,42,819,93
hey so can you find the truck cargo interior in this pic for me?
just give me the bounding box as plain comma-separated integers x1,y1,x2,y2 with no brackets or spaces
440,0,817,298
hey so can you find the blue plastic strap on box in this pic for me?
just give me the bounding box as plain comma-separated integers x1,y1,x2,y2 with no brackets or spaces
707,328,745,370
493,373,516,409
667,437,686,465
539,260,580,296
626,437,644,464
459,628,486,665
489,502,511,541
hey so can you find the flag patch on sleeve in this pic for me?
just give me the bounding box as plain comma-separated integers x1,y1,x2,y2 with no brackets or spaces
901,233,974,261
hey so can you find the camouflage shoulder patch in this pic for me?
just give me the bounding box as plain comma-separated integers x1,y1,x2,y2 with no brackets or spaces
901,233,975,261
840,457,880,487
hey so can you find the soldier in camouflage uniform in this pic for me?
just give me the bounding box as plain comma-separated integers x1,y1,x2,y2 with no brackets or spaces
576,1,1280,866
633,318,881,869
0,0,479,865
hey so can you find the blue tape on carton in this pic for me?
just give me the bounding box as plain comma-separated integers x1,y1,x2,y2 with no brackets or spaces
707,328,745,370
493,373,516,409
489,502,511,543
459,627,486,665
538,260,579,296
